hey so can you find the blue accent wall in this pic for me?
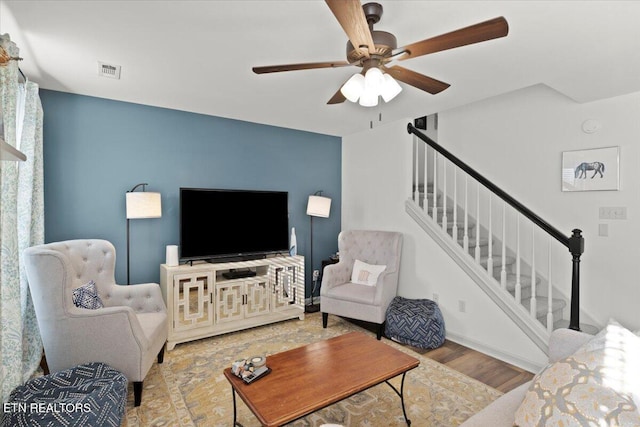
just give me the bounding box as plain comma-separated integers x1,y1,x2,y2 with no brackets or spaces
40,90,341,296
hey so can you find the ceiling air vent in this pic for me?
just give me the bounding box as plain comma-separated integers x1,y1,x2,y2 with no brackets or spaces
98,61,121,79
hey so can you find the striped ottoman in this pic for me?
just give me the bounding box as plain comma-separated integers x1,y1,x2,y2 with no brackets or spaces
385,296,445,349
1,362,127,427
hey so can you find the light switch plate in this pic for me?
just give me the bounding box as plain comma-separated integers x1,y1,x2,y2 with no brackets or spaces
599,207,627,220
598,223,608,237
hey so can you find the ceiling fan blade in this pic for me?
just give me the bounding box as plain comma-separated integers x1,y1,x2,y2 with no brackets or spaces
253,60,351,74
325,0,375,58
395,16,509,61
327,88,346,105
384,65,450,94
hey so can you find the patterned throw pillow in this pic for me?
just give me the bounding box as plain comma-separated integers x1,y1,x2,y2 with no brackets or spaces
514,319,640,426
350,259,386,286
72,280,104,309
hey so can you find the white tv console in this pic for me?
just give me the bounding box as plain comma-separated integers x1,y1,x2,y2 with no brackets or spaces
160,255,305,351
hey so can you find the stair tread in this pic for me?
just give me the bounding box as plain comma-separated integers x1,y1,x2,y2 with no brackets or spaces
503,273,540,290
521,296,566,317
479,255,515,268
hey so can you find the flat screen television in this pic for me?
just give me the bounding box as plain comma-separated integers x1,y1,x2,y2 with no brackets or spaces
179,188,289,262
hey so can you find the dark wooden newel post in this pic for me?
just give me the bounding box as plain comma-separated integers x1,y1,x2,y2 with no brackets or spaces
568,229,584,331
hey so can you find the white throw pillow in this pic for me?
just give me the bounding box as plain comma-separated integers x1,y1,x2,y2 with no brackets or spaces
351,259,386,286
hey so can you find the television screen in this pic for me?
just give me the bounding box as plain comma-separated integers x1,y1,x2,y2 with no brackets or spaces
180,188,289,261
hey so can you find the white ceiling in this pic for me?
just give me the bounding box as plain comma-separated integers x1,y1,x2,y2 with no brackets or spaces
2,1,640,137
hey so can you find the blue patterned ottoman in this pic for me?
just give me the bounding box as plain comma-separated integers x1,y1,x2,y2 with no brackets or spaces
385,296,445,349
1,362,127,427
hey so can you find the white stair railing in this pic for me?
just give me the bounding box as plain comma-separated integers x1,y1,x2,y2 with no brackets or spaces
407,123,585,341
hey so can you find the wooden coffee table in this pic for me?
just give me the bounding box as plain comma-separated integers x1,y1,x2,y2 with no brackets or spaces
224,331,420,426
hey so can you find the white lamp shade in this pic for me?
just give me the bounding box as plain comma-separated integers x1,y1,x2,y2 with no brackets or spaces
340,73,364,103
306,195,331,218
380,73,403,102
126,192,162,219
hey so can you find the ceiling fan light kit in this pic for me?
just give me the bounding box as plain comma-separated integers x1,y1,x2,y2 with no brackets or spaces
253,1,509,107
340,66,402,107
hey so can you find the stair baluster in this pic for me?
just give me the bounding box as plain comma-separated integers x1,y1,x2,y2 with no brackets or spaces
487,194,493,274
452,167,458,242
530,226,537,318
423,141,428,213
475,182,481,263
463,175,469,253
442,162,448,232
413,141,420,203
432,152,438,218
547,238,554,333
500,202,507,289
515,213,522,304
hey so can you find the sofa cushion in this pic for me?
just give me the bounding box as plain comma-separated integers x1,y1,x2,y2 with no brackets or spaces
324,282,377,305
72,280,104,309
514,319,640,426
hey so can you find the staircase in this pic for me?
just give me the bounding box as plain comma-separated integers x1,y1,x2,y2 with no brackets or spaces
406,122,587,354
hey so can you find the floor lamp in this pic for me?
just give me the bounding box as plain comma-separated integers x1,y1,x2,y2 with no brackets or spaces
306,191,331,312
126,183,162,285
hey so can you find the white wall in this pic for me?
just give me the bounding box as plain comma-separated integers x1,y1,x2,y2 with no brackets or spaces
342,85,640,370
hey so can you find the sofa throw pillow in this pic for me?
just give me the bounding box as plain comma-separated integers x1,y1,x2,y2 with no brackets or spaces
514,319,640,426
72,280,104,310
351,259,386,286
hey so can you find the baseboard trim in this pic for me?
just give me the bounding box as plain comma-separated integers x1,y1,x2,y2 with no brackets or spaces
445,331,545,374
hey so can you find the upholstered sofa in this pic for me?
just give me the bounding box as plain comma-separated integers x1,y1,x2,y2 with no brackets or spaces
461,322,640,426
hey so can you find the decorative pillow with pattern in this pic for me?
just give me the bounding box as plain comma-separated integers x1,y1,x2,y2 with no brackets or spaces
72,280,104,309
351,259,386,286
514,319,640,426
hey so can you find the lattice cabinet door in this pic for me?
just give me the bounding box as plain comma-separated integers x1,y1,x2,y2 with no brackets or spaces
173,272,214,331
245,278,270,318
271,265,298,312
215,282,244,323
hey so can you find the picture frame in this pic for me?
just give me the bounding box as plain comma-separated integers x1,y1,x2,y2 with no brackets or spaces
561,146,619,192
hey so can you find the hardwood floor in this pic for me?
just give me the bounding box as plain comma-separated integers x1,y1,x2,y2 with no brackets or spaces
416,339,534,393
346,318,534,393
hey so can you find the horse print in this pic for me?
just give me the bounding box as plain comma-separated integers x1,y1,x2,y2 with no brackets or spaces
574,161,605,179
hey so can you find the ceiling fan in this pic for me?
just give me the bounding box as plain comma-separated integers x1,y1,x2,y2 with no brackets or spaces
253,0,509,106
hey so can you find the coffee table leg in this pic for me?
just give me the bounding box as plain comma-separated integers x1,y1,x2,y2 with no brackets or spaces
385,372,411,426
231,387,244,427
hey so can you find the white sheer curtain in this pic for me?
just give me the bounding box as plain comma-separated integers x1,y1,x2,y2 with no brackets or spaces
0,33,44,402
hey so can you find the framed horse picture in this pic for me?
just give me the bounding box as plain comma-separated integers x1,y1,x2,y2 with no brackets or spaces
562,146,620,191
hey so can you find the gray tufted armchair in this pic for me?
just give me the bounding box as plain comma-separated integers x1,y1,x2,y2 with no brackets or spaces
23,239,168,407
320,230,403,339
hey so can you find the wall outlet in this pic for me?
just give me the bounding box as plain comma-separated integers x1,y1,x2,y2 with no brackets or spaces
458,300,466,313
432,293,439,303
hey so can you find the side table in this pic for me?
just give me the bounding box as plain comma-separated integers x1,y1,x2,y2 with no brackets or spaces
306,257,339,313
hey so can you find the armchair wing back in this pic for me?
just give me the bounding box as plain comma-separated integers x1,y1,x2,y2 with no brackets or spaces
23,239,168,406
320,230,403,339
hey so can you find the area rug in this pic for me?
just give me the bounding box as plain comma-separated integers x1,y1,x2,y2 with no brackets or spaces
124,312,502,426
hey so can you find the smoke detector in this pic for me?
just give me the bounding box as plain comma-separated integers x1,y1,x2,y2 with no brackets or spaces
98,61,121,79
